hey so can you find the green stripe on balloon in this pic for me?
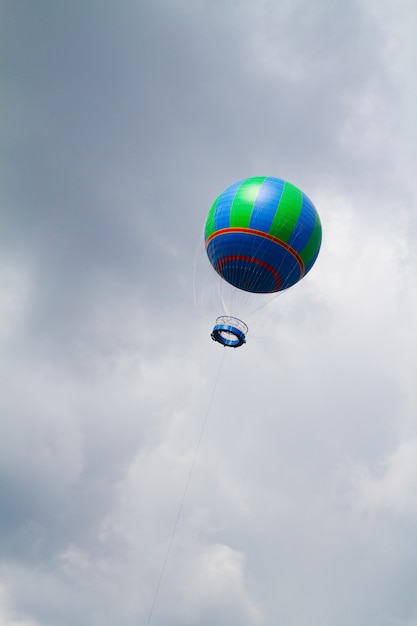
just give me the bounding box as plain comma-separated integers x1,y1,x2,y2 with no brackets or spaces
229,176,267,228
204,196,218,239
269,182,303,243
300,216,322,268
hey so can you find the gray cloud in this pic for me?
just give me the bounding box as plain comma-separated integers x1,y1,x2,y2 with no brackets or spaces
2,0,417,624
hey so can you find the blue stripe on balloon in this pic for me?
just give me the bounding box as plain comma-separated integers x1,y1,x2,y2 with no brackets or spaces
287,193,316,252
249,177,284,233
213,180,244,231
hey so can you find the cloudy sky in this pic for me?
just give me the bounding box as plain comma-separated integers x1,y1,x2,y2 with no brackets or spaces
2,0,417,624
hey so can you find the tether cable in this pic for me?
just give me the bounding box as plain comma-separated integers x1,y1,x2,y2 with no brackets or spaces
146,348,227,626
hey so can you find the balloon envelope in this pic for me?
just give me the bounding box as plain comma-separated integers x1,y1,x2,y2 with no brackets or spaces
205,177,322,294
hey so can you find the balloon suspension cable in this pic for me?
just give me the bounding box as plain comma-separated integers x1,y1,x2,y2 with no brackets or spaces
211,316,248,348
146,349,226,626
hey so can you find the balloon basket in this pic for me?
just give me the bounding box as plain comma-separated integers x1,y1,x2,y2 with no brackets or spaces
211,316,248,348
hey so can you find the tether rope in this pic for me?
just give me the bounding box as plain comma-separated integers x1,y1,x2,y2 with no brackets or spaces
146,348,227,626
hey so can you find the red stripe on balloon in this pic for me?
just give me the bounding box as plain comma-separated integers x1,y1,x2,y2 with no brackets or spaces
206,227,305,277
217,255,282,292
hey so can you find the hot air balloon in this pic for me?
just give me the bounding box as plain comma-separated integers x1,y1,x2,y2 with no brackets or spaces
204,176,322,347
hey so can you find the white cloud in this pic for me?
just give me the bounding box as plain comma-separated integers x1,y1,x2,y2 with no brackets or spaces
353,438,417,516
0,585,37,626
177,542,262,624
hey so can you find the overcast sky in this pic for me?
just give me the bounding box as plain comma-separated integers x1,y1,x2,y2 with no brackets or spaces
2,1,417,624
